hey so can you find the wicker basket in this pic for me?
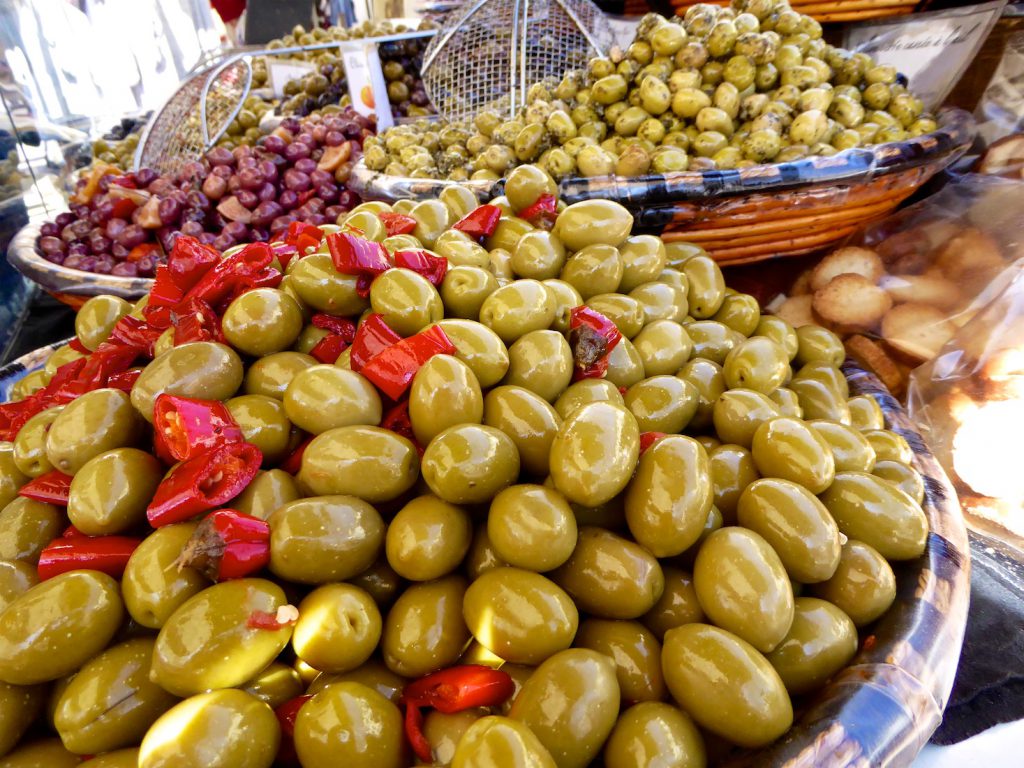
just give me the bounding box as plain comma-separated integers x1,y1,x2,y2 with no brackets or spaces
669,0,924,23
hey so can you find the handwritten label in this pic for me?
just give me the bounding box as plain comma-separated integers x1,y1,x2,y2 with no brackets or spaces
339,40,393,131
267,60,318,98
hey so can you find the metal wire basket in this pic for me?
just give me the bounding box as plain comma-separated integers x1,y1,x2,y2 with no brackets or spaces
420,0,613,122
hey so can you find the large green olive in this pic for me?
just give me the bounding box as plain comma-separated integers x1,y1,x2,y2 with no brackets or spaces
0,561,36,613
863,429,914,464
483,386,561,477
790,378,851,425
687,320,742,364
619,236,668,293
794,325,845,367
554,379,624,421
681,256,726,318
504,331,573,402
847,394,885,431
452,716,556,768
678,358,725,430
67,448,163,535
12,407,63,477
385,495,472,581
295,682,405,768
243,351,317,399
131,342,244,422
487,484,577,572
693,527,794,652
122,522,206,629
435,319,510,388
422,708,487,766
269,495,384,583
283,366,382,434
552,200,633,251
505,165,557,212
549,402,639,507
75,295,131,352
625,435,713,557
604,702,705,768
0,498,62,564
662,623,792,748
632,320,693,376
751,416,836,493
642,566,704,641
45,388,142,475
508,649,620,768
559,244,623,299
820,471,928,560
293,584,381,673
512,231,567,281
873,459,925,504
711,293,760,336
487,217,535,254
575,619,665,702
139,689,279,768
289,251,370,315
810,420,876,473
541,280,582,334
604,337,647,389
463,567,578,664
421,424,520,504
809,539,897,627
348,556,403,609
306,658,407,704
586,294,645,339
441,266,499,319
792,360,849,399
411,199,452,248
0,571,123,685
479,280,556,344
709,444,760,521
225,395,292,465
723,336,789,393
0,681,45,758
222,288,304,356
241,662,303,709
370,269,444,336
409,355,483,445
436,230,490,269
755,315,799,360
298,426,418,501
0,445,27,511
54,637,176,755
383,575,469,677
711,389,780,447
765,597,858,695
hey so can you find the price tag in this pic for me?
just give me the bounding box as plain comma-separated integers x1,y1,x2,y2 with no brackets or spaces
340,40,393,131
267,60,318,98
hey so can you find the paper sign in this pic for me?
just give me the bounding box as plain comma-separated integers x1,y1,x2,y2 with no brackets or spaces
844,0,1006,110
267,60,318,98
340,40,393,131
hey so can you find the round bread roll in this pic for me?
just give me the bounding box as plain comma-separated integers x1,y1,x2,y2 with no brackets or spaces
809,247,885,292
812,273,892,330
880,302,956,361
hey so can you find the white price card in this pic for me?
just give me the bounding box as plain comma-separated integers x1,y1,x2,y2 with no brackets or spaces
340,40,393,131
268,60,318,98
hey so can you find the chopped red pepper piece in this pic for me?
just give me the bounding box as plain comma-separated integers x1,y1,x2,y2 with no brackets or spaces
639,431,668,455
153,394,244,464
68,337,90,355
394,250,448,287
247,605,299,630
176,508,270,581
378,212,418,237
274,693,313,764
311,313,357,341
381,400,417,446
0,395,46,441
309,334,349,364
37,536,141,581
279,435,313,475
184,242,274,310
55,343,139,401
285,221,323,255
171,298,225,345
146,442,263,527
108,315,162,358
326,231,391,280
18,470,73,505
349,314,402,372
452,205,502,241
62,525,86,538
569,306,622,381
167,235,220,292
106,369,142,393
518,193,559,229
360,325,457,401
271,242,300,271
401,665,516,762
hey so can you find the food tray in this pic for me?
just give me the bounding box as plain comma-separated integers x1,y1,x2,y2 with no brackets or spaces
0,339,969,765
349,108,974,266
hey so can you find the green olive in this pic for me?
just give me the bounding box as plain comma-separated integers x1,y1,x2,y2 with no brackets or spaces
75,296,131,352
632,320,693,377
383,575,469,677
793,361,849,399
791,378,852,425
810,539,896,626
559,245,623,299
0,561,36,614
385,495,472,580
452,716,556,768
681,256,726,318
624,375,698,433
873,459,925,504
67,448,163,535
0,681,45,758
131,342,243,423
809,420,876,472
483,386,561,477
12,406,63,478
708,443,760,520
466,523,508,580
604,702,706,768
306,658,407,704
479,280,556,344
45,388,142,475
8,370,47,403
542,280,582,334
411,199,452,248
503,330,573,403
678,358,726,430
435,231,490,269
794,325,845,367
712,293,760,336
555,379,624,421
724,336,789,393
122,522,206,629
687,321,742,365
605,337,647,389
293,583,381,673
289,252,369,315
864,429,913,464
222,288,304,356
0,498,62,564
549,402,639,507
486,217,534,254
712,388,780,448
44,345,86,377
441,266,499,319
819,471,927,560
421,708,488,766
755,315,799,360
575,619,665,702
0,738,81,767
435,320,510,389
241,661,303,708
642,566,704,641
586,294,646,339
487,484,577,572
751,416,836,493
79,748,138,767
618,236,668,293
421,424,520,504
410,355,484,444
766,597,858,695
768,387,803,418
0,446,27,512
552,200,633,251
511,232,566,281
847,395,885,431
243,351,317,399
371,269,444,336
298,426,418,501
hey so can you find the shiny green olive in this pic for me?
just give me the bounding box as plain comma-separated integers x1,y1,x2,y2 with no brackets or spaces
131,342,243,423
768,387,803,418
793,361,849,399
464,567,578,664
711,388,780,447
75,295,131,352
385,495,472,581
289,252,369,315
755,315,799,360
67,448,163,535
269,495,385,584
423,708,488,766
479,280,556,345
604,701,705,768
440,185,480,220
243,351,317,399
810,539,897,627
421,424,520,504
662,623,792,748
486,217,534,254
222,288,304,356
712,293,760,336
555,379,624,421
687,320,742,364
435,231,490,269
0,738,81,767
8,369,47,403
809,420,876,473
847,395,885,431
709,443,760,520
820,471,927,560
410,355,483,445
618,236,668,293
139,689,279,768
411,199,452,248
693,527,794,652
343,211,387,242
642,566,704,641
293,584,381,673
724,336,789,393
44,344,86,376
45,388,142,476
791,378,852,425
504,166,558,213
766,597,857,695
298,426,418,502
552,200,633,251
550,402,639,507
487,484,577,572
441,266,499,319
541,280,582,335
678,358,725,430
624,375,698,433
575,619,665,702
559,245,623,299
122,522,206,629
225,394,292,465
873,460,925,504
751,416,835,493
292,324,328,355
0,571,123,685
586,293,645,340
383,575,469,677
54,637,176,755
794,325,845,367
604,337,646,389
0,561,37,614
511,231,566,281
681,256,726,318
0,446,27,512
483,385,561,478
465,523,508,580
370,269,444,336
306,658,407,704
435,320,510,389
12,407,63,478
633,321,693,376
0,681,45,758
0,498,62,564
152,578,293,697
347,555,403,609
452,715,556,768
864,429,913,464
241,661,303,708
504,331,573,403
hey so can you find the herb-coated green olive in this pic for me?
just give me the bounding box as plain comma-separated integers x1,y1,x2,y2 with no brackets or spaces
370,269,444,336
737,478,842,583
662,623,792,748
504,330,573,403
694,527,794,652
139,689,279,768
45,388,142,476
810,540,896,627
152,578,293,697
225,395,292,465
411,199,452,248
790,378,851,425
464,567,578,664
0,571,123,685
307,659,408,704
0,738,80,767
122,522,206,630
642,566,704,641
441,266,499,319
751,416,835,493
0,681,45,758
712,293,760,336
483,386,561,477
541,280,582,335
222,288,304,356
422,424,520,504
559,244,623,299
755,315,799,360
873,459,925,504
435,320,511,389
682,256,726,318
75,295,131,352
575,619,665,702
289,252,369,315
0,498,62,564
687,320,742,364
293,584,381,673
13,406,63,478
724,336,789,393
604,701,705,768
386,495,472,581
863,429,913,464
633,320,693,376
809,420,876,473
618,236,668,293
383,575,469,677
410,355,484,445
243,351,316,399
709,443,760,520
624,375,698,433
67,448,162,535
712,388,780,447
793,360,849,399
678,358,725,430
479,280,556,344
131,342,244,423
0,561,36,613
553,527,663,619
626,436,712,558
794,325,845,367
512,231,566,281
555,379,624,420
269,495,385,584
553,200,633,251
452,715,556,768
550,402,639,507
766,597,857,695
0,445,27,511
604,337,646,389
487,485,577,572
847,394,885,431
298,426,419,501
820,471,927,560
54,637,176,755
241,661,303,708
508,649,620,768
79,748,138,767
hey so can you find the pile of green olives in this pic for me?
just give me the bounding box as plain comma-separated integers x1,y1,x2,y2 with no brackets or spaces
0,163,928,767
364,0,936,180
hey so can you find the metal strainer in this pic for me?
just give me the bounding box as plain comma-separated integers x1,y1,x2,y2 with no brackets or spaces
420,0,613,123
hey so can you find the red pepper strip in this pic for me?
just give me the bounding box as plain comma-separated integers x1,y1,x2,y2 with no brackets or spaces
518,193,558,229
311,313,357,341
285,221,323,254
639,432,668,455
279,435,312,475
349,314,402,372
401,665,516,762
360,326,457,401
394,250,448,287
569,305,622,381
381,400,416,446
183,242,274,309
271,242,300,271
222,265,284,307
452,205,502,240
18,470,73,505
153,393,244,464
167,235,220,293
67,337,90,354
146,442,263,527
309,334,348,364
177,508,270,581
326,231,392,278
171,298,225,345
107,369,142,393
108,315,162,357
37,536,141,581
274,694,313,765
378,212,418,237
0,395,45,441
247,605,299,630
54,343,139,402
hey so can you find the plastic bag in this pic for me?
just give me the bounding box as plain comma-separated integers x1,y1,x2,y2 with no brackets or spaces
976,30,1024,146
